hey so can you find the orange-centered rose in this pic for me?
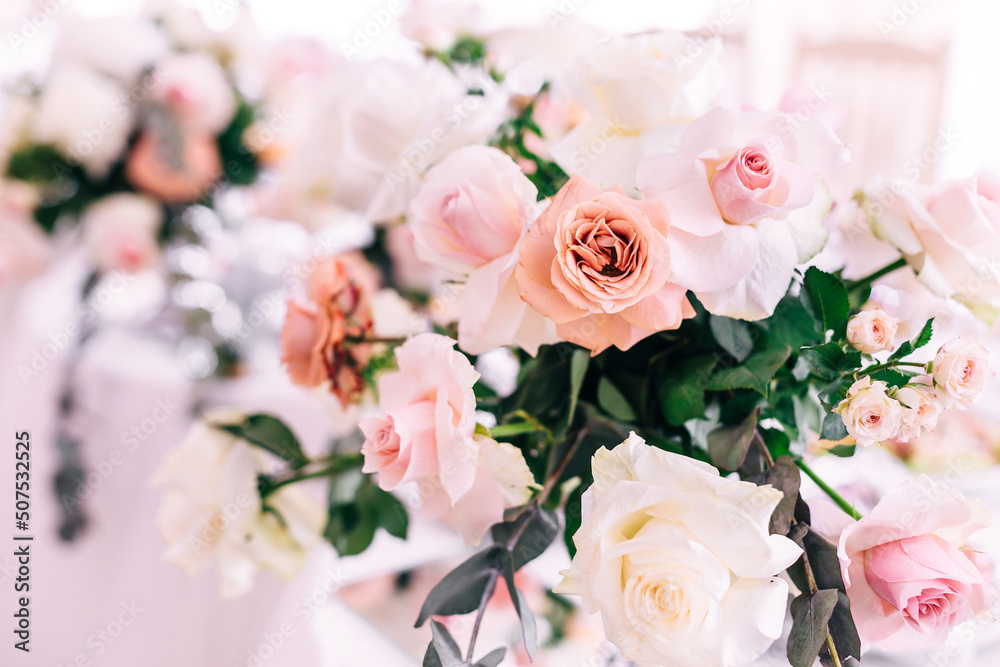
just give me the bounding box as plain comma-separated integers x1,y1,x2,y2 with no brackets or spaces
515,175,693,354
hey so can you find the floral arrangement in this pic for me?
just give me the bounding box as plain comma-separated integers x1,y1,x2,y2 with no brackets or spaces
148,17,1000,667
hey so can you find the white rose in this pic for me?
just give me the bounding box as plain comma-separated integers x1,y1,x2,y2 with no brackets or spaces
52,15,168,83
846,307,899,354
932,337,995,408
551,31,723,194
555,433,801,667
30,64,133,178
837,377,904,446
894,383,942,443
0,181,50,284
152,53,237,134
150,411,325,598
81,194,163,273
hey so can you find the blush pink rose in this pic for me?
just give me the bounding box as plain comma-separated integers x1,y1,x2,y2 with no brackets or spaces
360,333,481,507
838,476,996,650
515,175,693,355
126,127,223,203
638,107,848,320
932,337,995,409
410,145,538,274
81,193,162,273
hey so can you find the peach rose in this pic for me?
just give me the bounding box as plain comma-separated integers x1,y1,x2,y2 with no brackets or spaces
846,308,899,354
280,254,375,406
932,337,994,409
515,175,693,354
360,334,481,519
838,476,995,650
126,127,222,203
836,377,904,447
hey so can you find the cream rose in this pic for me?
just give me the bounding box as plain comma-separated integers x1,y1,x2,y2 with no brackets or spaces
152,52,237,134
556,433,801,667
81,194,163,273
931,337,995,408
150,411,325,598
837,377,904,447
894,383,942,443
846,308,899,354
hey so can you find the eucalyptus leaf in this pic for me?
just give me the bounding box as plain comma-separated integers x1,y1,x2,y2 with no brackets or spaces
597,376,638,422
820,591,862,666
491,509,559,570
564,484,584,559
473,647,506,667
707,410,757,472
416,546,503,627
764,457,800,535
429,620,463,667
788,589,839,667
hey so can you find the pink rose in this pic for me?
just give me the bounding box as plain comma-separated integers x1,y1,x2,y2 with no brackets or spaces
361,334,480,508
280,254,375,406
846,308,899,354
409,145,558,355
515,175,693,355
152,52,236,134
839,476,995,650
410,145,537,274
126,127,223,203
81,193,162,272
638,107,847,320
932,337,995,409
859,171,1000,325
894,383,942,443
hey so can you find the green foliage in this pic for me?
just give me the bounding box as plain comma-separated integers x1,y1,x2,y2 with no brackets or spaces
788,589,839,667
216,414,309,467
888,317,934,361
658,354,717,426
707,343,792,396
707,409,757,472
490,84,569,199
216,97,260,187
324,471,408,557
802,267,850,337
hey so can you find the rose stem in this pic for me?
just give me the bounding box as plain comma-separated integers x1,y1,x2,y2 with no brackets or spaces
795,459,863,521
845,257,908,293
465,569,500,664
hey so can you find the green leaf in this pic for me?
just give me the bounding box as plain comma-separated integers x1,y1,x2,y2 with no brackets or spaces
557,349,590,435
801,342,844,379
710,316,755,361
429,621,463,667
828,444,856,457
821,591,862,666
422,643,442,667
867,367,911,389
473,648,506,667
563,484,584,559
417,546,503,626
597,376,637,422
803,267,850,336
216,414,308,468
788,589,839,667
768,296,821,349
707,409,757,472
499,551,538,658
820,411,849,441
370,485,408,539
787,529,846,595
889,317,934,361
491,509,559,570
658,354,717,426
707,344,792,396
763,457,800,535
324,474,404,556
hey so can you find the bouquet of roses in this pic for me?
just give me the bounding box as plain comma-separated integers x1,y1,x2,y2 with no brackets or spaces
153,24,998,667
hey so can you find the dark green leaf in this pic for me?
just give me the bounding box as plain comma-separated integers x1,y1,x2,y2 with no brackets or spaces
788,589,839,667
787,529,846,595
597,376,637,422
768,296,821,350
707,410,757,472
370,485,409,539
491,509,559,570
828,444,856,457
759,428,792,460
708,344,792,396
889,317,934,361
557,349,590,435
658,354,717,426
422,643,442,667
473,647,506,667
764,457,800,535
867,367,910,389
417,546,503,627
820,412,849,441
803,267,850,336
563,484,584,559
820,591,862,666
429,621,463,667
216,414,308,467
801,342,844,379
710,315,755,361
499,552,538,659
